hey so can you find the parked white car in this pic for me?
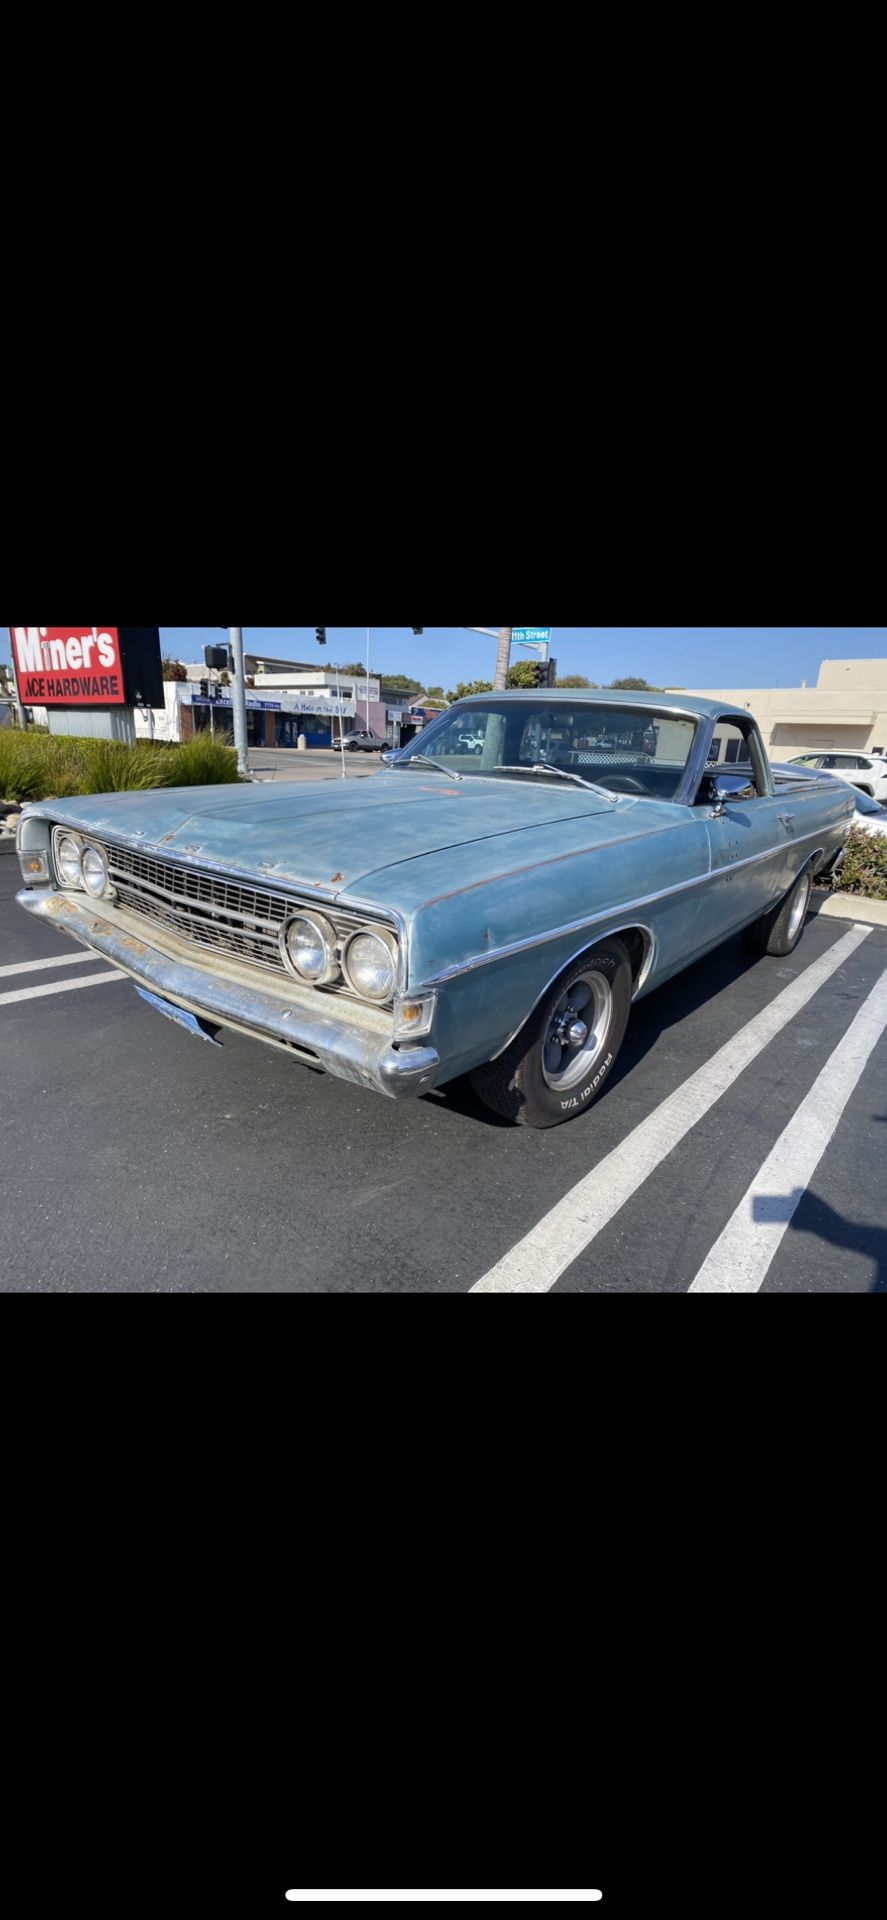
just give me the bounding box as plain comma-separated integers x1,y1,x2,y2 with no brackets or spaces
786,750,887,804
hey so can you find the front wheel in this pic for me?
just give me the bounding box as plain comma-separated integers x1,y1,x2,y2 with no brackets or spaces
470,939,633,1128
741,865,813,957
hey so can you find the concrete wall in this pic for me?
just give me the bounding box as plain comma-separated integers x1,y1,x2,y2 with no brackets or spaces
685,659,887,759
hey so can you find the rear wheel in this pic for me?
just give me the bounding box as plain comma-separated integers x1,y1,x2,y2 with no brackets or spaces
470,939,633,1128
741,866,813,958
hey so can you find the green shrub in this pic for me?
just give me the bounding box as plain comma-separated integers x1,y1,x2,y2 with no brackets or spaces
0,730,241,801
827,825,887,901
162,734,239,787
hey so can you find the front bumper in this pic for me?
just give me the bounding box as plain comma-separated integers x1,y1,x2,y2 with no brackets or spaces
16,888,440,1101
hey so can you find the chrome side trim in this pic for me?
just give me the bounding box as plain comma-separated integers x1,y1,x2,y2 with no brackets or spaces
490,923,656,1061
420,823,837,987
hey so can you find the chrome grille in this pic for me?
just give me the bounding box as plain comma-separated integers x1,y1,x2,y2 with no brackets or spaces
87,839,393,997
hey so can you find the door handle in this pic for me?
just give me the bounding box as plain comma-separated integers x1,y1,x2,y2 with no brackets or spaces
778,811,796,828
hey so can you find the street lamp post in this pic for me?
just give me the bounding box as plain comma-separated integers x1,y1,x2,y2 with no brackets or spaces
227,627,250,778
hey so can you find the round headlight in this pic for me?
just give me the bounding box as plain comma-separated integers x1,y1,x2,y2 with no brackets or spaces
343,929,397,1002
56,834,83,889
81,845,110,898
282,913,338,984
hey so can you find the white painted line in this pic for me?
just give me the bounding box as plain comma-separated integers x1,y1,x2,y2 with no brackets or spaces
471,924,873,1293
0,951,104,979
285,1898,603,1906
689,960,887,1293
0,969,126,1007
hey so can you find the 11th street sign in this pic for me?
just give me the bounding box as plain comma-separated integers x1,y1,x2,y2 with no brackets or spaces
512,628,551,645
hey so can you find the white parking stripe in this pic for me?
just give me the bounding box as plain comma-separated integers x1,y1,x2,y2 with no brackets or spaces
688,962,887,1293
0,951,104,979
0,970,126,1007
470,923,872,1294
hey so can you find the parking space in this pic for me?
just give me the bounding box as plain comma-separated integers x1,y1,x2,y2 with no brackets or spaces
1,856,885,1292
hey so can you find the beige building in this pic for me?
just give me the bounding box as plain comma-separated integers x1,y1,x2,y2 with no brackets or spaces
684,658,887,760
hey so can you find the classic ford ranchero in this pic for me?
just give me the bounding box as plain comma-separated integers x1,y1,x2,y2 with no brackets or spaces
16,692,853,1128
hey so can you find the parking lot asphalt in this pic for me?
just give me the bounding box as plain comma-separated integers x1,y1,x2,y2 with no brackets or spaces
1,853,885,1293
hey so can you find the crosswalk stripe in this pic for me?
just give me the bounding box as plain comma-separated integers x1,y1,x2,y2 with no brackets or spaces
688,961,887,1292
0,970,127,1007
470,923,873,1294
0,951,105,979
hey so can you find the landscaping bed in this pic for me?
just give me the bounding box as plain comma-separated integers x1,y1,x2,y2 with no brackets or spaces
0,731,241,804
821,825,887,902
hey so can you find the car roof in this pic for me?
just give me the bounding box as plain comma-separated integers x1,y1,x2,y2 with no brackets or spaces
454,688,751,721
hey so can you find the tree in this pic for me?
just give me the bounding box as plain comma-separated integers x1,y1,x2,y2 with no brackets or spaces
447,679,494,702
506,661,539,689
424,686,446,703
607,676,663,691
381,674,423,694
162,658,187,681
555,674,596,689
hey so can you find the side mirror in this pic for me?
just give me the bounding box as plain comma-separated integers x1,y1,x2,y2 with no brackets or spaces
706,773,757,815
380,750,395,767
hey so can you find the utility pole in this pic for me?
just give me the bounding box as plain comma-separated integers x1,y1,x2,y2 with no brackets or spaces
494,627,513,690
227,627,250,778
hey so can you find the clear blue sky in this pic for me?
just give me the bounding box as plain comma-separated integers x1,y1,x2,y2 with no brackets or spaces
3,627,885,692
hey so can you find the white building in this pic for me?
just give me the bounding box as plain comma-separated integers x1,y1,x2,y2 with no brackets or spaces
133,680,355,749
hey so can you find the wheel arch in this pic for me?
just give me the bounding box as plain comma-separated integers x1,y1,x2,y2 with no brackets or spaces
490,922,654,1062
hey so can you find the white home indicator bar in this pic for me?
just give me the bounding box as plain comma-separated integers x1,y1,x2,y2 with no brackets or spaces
285,1897,603,1905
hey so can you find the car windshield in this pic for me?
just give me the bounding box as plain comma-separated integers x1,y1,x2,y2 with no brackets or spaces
392,701,698,801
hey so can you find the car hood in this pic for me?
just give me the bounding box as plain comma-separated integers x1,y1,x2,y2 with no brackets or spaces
35,771,621,894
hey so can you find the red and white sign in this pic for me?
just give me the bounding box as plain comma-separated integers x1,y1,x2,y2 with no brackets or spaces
9,626,126,706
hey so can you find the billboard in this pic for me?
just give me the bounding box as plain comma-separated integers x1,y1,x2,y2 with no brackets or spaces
9,626,163,709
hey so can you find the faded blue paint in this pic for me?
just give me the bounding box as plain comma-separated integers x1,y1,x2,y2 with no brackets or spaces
19,693,855,1095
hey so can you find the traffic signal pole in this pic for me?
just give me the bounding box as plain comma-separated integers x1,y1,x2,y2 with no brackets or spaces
228,627,250,778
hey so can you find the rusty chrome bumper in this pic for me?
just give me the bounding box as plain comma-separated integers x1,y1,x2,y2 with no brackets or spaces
16,888,440,1101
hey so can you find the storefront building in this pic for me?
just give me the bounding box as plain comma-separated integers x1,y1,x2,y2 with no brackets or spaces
132,682,354,747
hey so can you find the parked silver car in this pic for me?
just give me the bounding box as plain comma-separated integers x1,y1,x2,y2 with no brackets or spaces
344,729,389,754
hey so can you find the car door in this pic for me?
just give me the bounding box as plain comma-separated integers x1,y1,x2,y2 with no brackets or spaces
701,719,801,941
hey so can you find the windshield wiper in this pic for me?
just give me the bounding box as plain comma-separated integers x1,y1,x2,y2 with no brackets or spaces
397,752,463,781
497,763,616,797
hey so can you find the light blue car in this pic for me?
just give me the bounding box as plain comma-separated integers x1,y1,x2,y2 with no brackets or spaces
16,691,853,1128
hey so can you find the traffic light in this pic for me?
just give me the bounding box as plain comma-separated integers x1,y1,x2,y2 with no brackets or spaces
411,626,424,635
204,645,227,670
316,627,327,646
533,661,548,687
199,679,209,699
547,656,557,687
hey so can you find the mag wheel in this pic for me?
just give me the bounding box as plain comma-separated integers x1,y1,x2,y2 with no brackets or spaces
470,938,633,1128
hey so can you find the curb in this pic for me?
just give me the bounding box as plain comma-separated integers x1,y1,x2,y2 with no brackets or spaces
812,889,887,928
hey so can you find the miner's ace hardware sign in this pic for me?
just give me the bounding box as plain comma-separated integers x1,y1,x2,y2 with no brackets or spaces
9,626,164,709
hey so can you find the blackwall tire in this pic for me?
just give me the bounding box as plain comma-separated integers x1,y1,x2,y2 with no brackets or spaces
469,938,633,1128
741,866,813,958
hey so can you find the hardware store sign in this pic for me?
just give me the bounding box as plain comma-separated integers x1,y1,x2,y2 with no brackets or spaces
9,626,125,706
